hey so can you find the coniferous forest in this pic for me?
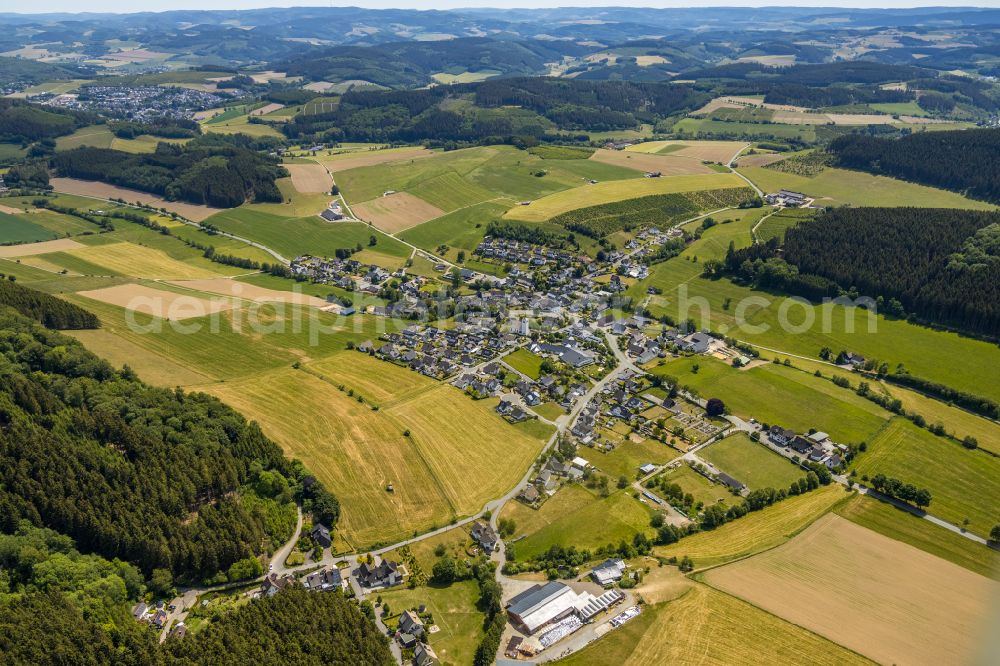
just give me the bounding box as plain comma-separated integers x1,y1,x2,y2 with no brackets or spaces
0,276,100,329
828,128,1000,203
776,207,999,335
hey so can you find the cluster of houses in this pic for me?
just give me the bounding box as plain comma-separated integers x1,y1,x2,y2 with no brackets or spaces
394,609,439,666
475,236,582,267
768,427,845,469
523,455,593,499
368,324,518,381
132,600,171,630
44,85,234,121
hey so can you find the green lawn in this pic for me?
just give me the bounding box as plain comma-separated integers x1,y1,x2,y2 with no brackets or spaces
699,432,805,490
835,493,1000,581
674,118,817,142
380,581,484,666
501,485,656,561
594,438,680,481
754,208,814,243
852,418,1000,539
655,464,730,511
532,401,566,422
504,348,544,379
398,201,510,258
651,356,890,444
202,209,411,260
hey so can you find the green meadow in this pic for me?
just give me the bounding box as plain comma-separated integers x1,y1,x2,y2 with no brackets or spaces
700,432,806,490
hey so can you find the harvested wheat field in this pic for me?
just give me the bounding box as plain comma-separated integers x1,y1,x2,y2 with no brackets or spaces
704,513,998,666
667,140,748,163
691,96,807,115
50,177,223,222
250,103,285,116
77,283,233,321
589,149,712,175
65,242,222,279
736,153,788,168
284,163,334,194
322,147,436,173
0,237,84,257
170,278,331,308
353,192,445,233
0,203,24,215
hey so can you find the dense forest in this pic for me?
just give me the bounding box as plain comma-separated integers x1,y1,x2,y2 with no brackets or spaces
0,307,338,583
284,78,706,144
51,135,287,208
722,207,1000,336
0,99,96,142
0,277,100,329
280,37,585,88
828,128,1000,203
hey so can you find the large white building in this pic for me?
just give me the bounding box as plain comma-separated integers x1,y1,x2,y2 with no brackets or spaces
506,582,624,635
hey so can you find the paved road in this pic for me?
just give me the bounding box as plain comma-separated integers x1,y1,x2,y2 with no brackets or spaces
270,506,304,574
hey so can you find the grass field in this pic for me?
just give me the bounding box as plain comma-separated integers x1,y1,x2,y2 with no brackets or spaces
503,173,746,222
754,207,814,242
739,166,996,209
500,485,655,561
835,493,1000,581
380,580,485,666
681,206,768,261
651,356,890,444
592,439,678,480
655,484,849,568
110,135,190,154
335,145,639,214
673,117,818,142
431,70,500,84
852,418,1000,539
655,464,730,510
59,241,226,279
882,382,1000,456
65,328,212,386
503,348,544,379
0,211,58,243
353,192,446,233
699,432,805,490
202,209,411,261
397,201,518,260
555,583,873,666
22,209,99,237
704,514,999,666
54,125,115,151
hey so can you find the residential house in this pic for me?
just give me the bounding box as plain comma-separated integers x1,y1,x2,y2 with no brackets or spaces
471,521,500,553
357,558,402,589
414,642,440,666
768,425,795,445
311,523,332,548
303,567,346,592
261,573,295,597
398,610,425,637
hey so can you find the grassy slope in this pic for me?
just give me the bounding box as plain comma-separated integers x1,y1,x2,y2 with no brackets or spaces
651,356,889,444
852,418,1000,539
380,581,485,666
0,211,57,243
655,484,850,569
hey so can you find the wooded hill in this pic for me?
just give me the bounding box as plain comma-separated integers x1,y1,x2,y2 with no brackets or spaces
0,99,96,143
723,207,1000,336
0,306,338,583
0,276,99,329
284,78,707,144
280,37,588,88
51,135,287,208
828,128,1000,203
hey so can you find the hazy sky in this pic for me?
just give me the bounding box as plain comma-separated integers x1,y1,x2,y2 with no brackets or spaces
8,1,1000,16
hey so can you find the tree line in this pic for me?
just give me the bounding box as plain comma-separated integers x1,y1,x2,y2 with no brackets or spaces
0,276,99,329
829,128,1000,204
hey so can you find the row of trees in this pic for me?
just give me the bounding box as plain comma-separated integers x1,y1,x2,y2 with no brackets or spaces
0,276,99,329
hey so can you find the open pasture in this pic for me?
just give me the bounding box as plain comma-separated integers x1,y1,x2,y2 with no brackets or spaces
655,484,848,568
380,581,485,666
704,514,998,666
651,356,889,444
853,418,1000,539
0,211,57,244
500,485,655,561
556,583,872,666
49,177,224,221
624,140,747,163
398,200,510,258
503,173,746,223
353,192,446,233
699,432,805,490
77,283,232,321
882,382,1000,455
588,148,713,176
54,125,116,151
66,327,212,386
284,163,333,194
739,166,995,209
306,351,435,405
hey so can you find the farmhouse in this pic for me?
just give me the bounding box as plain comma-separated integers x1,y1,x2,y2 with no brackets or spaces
765,190,808,207
590,558,626,586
